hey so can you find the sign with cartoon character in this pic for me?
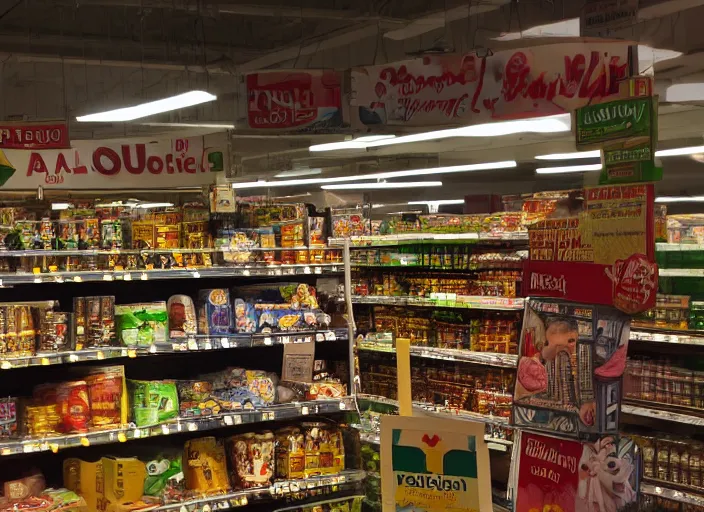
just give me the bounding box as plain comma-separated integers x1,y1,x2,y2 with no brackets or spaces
523,184,657,314
513,299,631,438
380,415,493,512
514,432,640,512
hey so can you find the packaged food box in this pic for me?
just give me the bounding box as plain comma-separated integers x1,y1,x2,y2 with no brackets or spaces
129,380,179,427
73,296,116,349
227,432,274,489
167,295,197,338
55,381,90,433
115,302,168,347
0,397,17,438
197,289,233,335
184,437,229,493
38,311,72,352
275,427,305,479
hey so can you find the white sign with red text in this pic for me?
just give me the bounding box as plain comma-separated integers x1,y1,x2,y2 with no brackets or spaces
351,41,633,128
0,134,227,189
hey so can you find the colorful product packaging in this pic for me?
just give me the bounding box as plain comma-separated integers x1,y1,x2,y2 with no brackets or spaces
38,311,72,352
183,437,230,494
115,302,168,347
73,296,116,349
0,397,17,438
129,380,179,427
0,305,39,358
55,381,90,433
226,432,275,489
143,453,185,502
86,369,125,430
275,427,306,480
167,295,197,338
197,289,233,335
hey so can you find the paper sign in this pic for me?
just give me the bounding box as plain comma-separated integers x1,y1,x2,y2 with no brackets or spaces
0,122,69,150
513,299,630,438
514,432,640,512
282,341,315,382
581,0,639,36
380,415,493,512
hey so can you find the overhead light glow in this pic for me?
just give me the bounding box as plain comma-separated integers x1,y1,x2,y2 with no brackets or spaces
310,135,396,152
536,164,602,174
408,199,464,206
310,115,570,151
494,18,579,41
535,150,601,160
77,90,217,122
655,146,704,157
141,122,234,129
321,181,442,190
275,168,323,178
135,202,174,209
231,161,516,189
51,203,73,210
656,196,704,203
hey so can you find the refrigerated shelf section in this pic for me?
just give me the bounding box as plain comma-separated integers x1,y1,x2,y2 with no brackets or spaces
0,397,355,456
0,264,342,285
357,344,518,369
0,330,346,370
351,295,525,311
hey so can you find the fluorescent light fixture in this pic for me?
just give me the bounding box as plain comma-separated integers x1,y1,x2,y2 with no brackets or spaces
135,202,174,209
77,90,217,122
321,181,442,190
51,202,72,210
655,146,704,157
275,168,323,178
535,150,601,160
309,115,570,152
494,18,579,41
536,164,602,174
408,199,464,206
231,161,516,189
656,196,704,203
141,122,234,129
309,135,396,152
665,83,704,102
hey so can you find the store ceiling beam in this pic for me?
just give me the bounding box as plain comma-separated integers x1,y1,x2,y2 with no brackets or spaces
638,0,704,19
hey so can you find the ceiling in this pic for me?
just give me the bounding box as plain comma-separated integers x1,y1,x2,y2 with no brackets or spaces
2,0,704,206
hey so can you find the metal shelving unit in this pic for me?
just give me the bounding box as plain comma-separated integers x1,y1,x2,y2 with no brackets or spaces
351,294,525,310
641,481,704,508
357,344,518,369
621,403,704,426
630,327,704,346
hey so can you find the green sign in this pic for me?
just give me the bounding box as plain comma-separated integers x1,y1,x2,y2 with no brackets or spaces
576,97,652,148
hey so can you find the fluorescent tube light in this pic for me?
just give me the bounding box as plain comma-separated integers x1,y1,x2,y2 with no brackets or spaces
51,203,72,210
321,181,442,190
310,115,570,152
231,161,516,189
77,90,217,122
655,196,704,203
309,135,396,152
655,146,704,157
408,199,464,206
140,122,234,129
535,150,601,160
135,202,174,209
275,168,323,178
536,164,602,174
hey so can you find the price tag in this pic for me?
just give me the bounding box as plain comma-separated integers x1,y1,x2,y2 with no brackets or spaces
97,351,105,360
223,416,233,426
161,425,170,435
187,422,198,432
243,269,250,276
275,269,282,276
332,266,338,272
315,333,324,342
314,266,322,274
118,432,127,443
68,354,79,363
192,271,201,279
1,361,11,370
180,506,188,512
50,444,59,453
133,429,141,439
103,274,114,281
187,338,198,351
40,358,50,366
301,406,309,415
1,448,11,456
203,505,211,512
140,273,148,280
234,415,242,425
73,276,82,283
128,349,137,358
220,338,229,349
339,401,346,410
80,437,90,447
23,444,34,453
123,273,132,281
281,336,290,344
303,266,311,274
149,344,157,354
33,277,42,284
264,337,272,346
204,341,212,351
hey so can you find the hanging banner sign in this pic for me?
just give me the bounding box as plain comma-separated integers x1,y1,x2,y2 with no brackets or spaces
523,183,657,313
581,0,639,36
0,134,226,189
0,122,70,150
514,432,639,512
351,41,633,128
380,415,493,511
246,70,343,131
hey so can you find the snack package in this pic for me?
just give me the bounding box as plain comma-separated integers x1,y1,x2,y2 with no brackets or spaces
177,381,221,418
143,453,185,503
129,380,179,427
167,295,197,338
101,457,147,511
184,437,230,494
197,289,233,335
38,311,72,352
0,397,17,438
73,296,116,349
275,427,306,480
302,423,345,477
86,370,124,430
234,299,256,334
115,302,168,347
227,432,275,489
55,381,90,433
0,305,39,358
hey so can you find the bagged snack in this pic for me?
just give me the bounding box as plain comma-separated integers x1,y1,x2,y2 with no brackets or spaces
227,432,274,489
167,295,197,338
129,380,179,427
233,299,256,334
38,311,72,352
177,381,221,418
55,381,90,433
86,371,124,430
0,397,18,438
144,453,185,503
197,289,233,335
115,303,168,346
183,437,229,494
275,427,306,479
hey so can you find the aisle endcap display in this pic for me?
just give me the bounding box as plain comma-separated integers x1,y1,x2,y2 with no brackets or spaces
0,397,355,456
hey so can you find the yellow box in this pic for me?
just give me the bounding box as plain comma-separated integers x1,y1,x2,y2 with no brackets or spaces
63,457,146,512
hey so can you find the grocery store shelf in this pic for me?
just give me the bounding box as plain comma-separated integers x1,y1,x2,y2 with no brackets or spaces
273,495,367,512
154,470,366,512
356,394,510,427
329,232,528,247
630,327,704,346
0,264,342,286
351,295,525,311
0,330,346,370
358,344,518,369
0,397,355,456
621,403,704,426
656,243,704,252
0,246,330,257
659,268,704,277
641,481,704,508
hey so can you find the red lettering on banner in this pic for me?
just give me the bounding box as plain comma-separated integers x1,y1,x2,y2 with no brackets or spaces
184,157,196,173
27,153,48,175
165,154,175,174
122,145,146,174
55,153,72,174
93,147,121,175
147,156,163,174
